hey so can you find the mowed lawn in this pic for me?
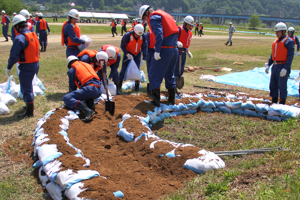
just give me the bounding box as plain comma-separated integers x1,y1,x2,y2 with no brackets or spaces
0,25,300,199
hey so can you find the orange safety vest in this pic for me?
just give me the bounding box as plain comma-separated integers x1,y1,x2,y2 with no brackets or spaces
196,23,199,28
122,20,125,26
111,21,116,27
35,16,39,21
148,29,156,49
126,32,143,56
148,10,179,38
28,18,34,25
101,45,120,66
71,61,100,89
131,22,135,28
272,37,288,62
14,22,33,37
289,35,296,44
127,27,134,32
200,25,203,30
61,21,81,46
77,49,98,69
1,15,8,24
18,32,39,64
39,19,47,30
178,25,192,49
135,21,138,26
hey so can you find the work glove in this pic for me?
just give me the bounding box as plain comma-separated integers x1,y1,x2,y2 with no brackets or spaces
140,60,145,67
177,41,183,48
4,23,6,25
264,63,269,74
5,68,10,77
37,33,39,36
85,38,92,48
48,32,51,35
295,76,300,82
126,53,133,60
187,51,193,58
280,68,287,77
154,52,161,60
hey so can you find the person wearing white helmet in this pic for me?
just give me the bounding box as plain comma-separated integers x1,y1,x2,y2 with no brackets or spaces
139,4,179,106
63,55,103,122
11,9,34,42
35,12,39,22
1,10,12,42
28,13,36,26
99,45,122,94
36,12,50,52
194,21,199,36
13,12,17,16
174,15,194,91
287,27,299,55
120,18,127,36
110,18,118,37
224,22,235,46
119,23,147,93
199,22,204,37
264,22,295,105
62,9,87,57
6,14,40,118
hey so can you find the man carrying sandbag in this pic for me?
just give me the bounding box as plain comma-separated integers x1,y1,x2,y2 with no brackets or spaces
63,54,107,122
6,15,39,118
139,5,179,107
119,24,147,93
264,22,294,105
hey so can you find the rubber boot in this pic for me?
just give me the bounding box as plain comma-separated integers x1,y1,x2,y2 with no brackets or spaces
168,88,176,105
224,41,229,45
76,101,94,122
44,45,47,52
134,81,140,92
86,99,95,110
149,88,160,107
116,79,123,95
40,45,44,52
18,103,34,118
272,97,278,104
147,83,151,97
228,42,232,46
4,36,8,42
279,99,286,105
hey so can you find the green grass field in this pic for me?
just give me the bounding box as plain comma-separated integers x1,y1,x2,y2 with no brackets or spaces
0,25,300,200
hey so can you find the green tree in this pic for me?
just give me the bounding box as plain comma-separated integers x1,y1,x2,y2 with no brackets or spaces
0,0,25,15
249,14,261,29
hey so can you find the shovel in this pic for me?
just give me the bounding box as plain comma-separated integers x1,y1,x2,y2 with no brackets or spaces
175,51,184,89
214,147,289,157
102,67,115,116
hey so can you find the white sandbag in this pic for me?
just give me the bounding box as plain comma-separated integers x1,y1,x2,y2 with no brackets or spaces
43,160,62,179
0,102,10,115
117,128,135,142
55,169,100,189
140,70,146,83
33,85,44,96
34,134,50,157
39,167,50,187
0,93,17,106
78,35,92,52
65,110,79,121
60,117,69,131
124,60,141,81
1,75,16,95
199,74,216,82
183,149,225,174
64,182,87,200
38,144,63,166
45,182,64,200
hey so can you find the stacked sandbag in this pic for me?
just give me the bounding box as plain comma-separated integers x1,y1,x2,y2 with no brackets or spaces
32,109,124,199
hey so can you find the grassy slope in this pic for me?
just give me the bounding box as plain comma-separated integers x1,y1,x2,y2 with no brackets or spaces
0,25,300,199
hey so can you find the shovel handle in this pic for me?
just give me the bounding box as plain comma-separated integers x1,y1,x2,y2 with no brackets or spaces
101,67,110,102
178,51,182,76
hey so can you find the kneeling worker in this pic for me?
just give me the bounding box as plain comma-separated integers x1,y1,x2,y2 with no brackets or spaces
63,53,108,122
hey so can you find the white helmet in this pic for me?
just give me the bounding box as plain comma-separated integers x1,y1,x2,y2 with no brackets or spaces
12,14,27,26
134,24,144,36
229,22,232,25
288,27,295,32
184,15,194,26
67,55,78,66
274,22,287,31
96,52,108,63
1,10,5,14
38,12,43,17
20,9,30,20
139,5,150,19
106,46,116,60
68,9,79,20
13,12,17,15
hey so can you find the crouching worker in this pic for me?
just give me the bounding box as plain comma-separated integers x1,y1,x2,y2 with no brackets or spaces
63,54,106,122
6,15,39,119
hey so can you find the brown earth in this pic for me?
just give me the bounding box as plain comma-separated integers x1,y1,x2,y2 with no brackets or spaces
2,91,299,199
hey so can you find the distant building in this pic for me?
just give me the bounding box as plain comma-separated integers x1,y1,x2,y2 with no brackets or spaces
40,6,45,11
216,8,226,15
192,8,202,14
272,10,284,18
242,9,253,15
173,7,182,13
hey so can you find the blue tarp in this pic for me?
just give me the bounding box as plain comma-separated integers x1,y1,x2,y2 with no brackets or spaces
215,67,300,97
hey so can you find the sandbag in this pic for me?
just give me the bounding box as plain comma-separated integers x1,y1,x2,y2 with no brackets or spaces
37,144,63,166
0,102,10,115
0,93,17,106
64,182,87,200
100,79,117,96
124,60,141,81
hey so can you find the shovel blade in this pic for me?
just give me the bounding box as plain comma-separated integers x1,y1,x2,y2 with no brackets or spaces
175,76,184,89
105,100,115,116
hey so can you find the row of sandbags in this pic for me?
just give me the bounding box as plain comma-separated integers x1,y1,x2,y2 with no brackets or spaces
32,109,124,199
0,75,46,115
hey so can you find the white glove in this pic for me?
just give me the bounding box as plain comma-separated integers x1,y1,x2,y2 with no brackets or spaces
140,60,145,67
5,68,10,77
48,32,51,35
280,68,287,77
85,38,92,47
295,76,300,82
264,63,269,74
4,23,6,25
187,51,193,58
154,52,161,60
177,41,183,48
126,54,133,60
37,33,39,36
